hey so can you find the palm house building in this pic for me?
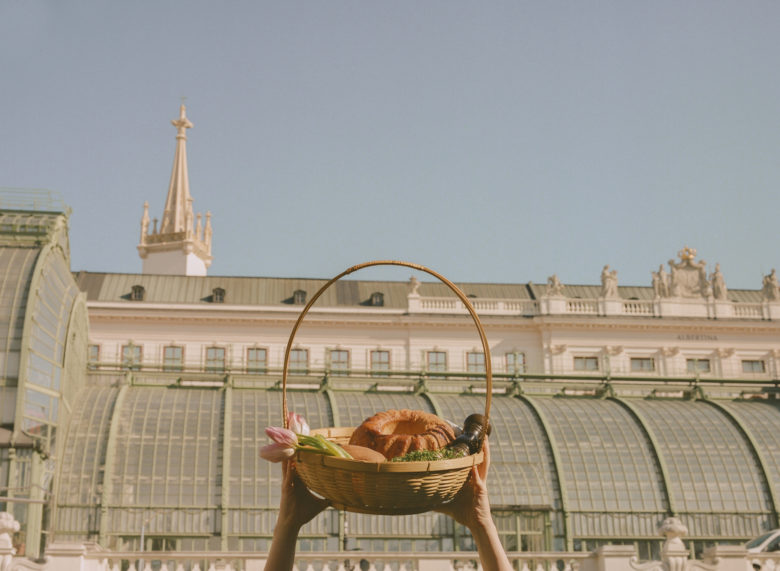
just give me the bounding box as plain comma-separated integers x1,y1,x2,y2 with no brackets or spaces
1,106,779,563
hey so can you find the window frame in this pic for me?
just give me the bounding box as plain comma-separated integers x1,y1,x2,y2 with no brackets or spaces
370,349,390,377
573,356,600,372
328,349,350,376
205,346,226,373
426,351,447,373
121,343,142,371
247,347,268,374
630,357,656,373
163,345,184,372
289,348,309,374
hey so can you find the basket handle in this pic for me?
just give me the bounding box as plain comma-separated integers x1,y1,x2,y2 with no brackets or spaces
282,260,492,428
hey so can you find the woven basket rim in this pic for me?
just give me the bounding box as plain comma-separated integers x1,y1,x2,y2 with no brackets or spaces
295,446,484,473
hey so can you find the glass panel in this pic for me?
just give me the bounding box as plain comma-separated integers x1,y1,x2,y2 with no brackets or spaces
370,350,389,377
630,357,655,372
328,350,349,376
427,351,446,372
742,360,766,374
574,356,599,371
686,358,711,373
205,347,225,372
505,352,526,374
246,348,267,373
467,352,485,376
122,345,142,370
289,349,308,374
163,346,183,372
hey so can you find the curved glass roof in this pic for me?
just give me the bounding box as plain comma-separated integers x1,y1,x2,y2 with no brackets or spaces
630,399,774,537
55,381,780,549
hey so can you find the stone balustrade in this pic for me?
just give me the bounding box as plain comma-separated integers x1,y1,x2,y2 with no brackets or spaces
408,293,780,320
0,543,769,571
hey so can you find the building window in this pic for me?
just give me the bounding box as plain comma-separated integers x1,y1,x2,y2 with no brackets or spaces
212,288,225,303
247,348,267,374
329,349,350,376
293,290,307,305
505,352,526,375
206,346,226,373
163,346,183,372
742,359,766,374
130,285,145,301
369,292,384,307
686,358,711,374
630,357,655,373
573,356,599,372
427,351,447,373
370,350,390,377
122,344,142,370
88,344,100,369
467,352,486,375
289,348,309,374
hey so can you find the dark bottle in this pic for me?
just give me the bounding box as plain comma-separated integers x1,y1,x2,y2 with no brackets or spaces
445,413,491,456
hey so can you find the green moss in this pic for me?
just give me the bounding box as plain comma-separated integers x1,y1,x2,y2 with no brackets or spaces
390,448,467,462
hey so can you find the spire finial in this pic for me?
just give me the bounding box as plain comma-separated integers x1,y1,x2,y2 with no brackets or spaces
172,98,193,139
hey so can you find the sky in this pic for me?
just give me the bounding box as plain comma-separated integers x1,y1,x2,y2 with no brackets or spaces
2,2,780,289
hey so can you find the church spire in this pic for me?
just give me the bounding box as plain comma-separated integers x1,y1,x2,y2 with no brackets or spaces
160,104,194,234
137,103,213,276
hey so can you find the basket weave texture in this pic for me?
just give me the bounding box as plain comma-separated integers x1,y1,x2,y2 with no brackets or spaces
283,261,491,515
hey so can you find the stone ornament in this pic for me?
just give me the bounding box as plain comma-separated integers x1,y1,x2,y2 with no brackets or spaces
763,269,779,301
601,265,619,298
652,264,670,298
546,274,564,297
710,263,728,301
668,247,709,298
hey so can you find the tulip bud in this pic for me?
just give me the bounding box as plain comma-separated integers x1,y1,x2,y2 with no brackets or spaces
287,411,310,435
265,426,298,447
259,442,295,463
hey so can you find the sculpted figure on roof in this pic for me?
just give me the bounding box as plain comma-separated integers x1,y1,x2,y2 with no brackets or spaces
710,263,728,301
652,264,669,298
600,265,619,298
546,274,564,297
763,269,779,301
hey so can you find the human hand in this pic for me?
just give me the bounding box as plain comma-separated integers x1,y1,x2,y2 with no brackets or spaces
435,438,493,532
277,459,331,531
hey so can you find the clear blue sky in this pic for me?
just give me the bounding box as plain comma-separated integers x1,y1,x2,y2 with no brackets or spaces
2,2,779,289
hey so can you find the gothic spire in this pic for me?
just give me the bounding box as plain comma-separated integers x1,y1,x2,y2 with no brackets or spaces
159,104,194,234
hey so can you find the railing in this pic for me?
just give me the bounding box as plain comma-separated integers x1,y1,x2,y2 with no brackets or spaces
416,297,539,316
410,295,776,320
566,300,598,314
38,548,591,571
23,544,780,571
622,300,655,315
733,303,764,319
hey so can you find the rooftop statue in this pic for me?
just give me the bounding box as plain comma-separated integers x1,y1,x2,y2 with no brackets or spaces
546,274,564,297
651,264,669,298
763,269,779,301
600,265,619,298
710,263,728,301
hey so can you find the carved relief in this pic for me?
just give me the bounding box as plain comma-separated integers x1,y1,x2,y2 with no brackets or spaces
669,247,710,298
662,347,680,357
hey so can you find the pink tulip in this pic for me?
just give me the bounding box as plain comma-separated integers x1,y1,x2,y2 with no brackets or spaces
259,442,295,463
265,426,298,447
287,412,310,435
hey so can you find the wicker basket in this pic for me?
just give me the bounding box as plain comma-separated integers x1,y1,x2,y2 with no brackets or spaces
282,260,492,515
